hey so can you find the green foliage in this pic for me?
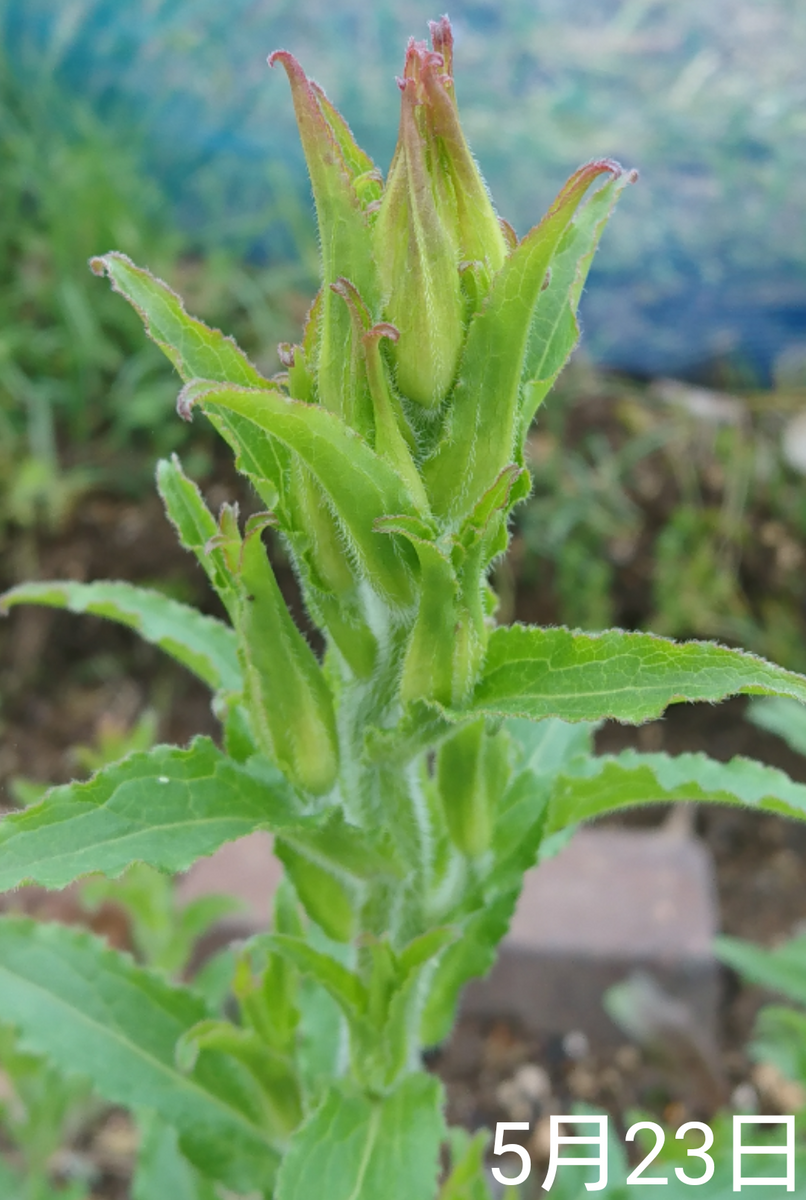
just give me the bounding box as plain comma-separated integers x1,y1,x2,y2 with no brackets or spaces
275,1073,445,1200
748,696,806,758
0,918,280,1193
2,16,806,1196
0,1022,94,1199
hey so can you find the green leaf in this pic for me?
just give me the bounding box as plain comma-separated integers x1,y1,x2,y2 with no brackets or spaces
275,812,401,943
715,934,806,1008
0,918,279,1193
132,1111,219,1200
260,934,367,1022
90,252,271,389
421,890,518,1047
0,737,305,890
507,716,597,777
548,748,806,834
518,171,634,439
182,383,419,607
751,1006,806,1088
268,52,380,424
276,1072,446,1200
467,625,806,724
0,580,240,694
440,1129,493,1200
424,161,628,524
156,455,235,610
747,696,806,758
176,1019,302,1136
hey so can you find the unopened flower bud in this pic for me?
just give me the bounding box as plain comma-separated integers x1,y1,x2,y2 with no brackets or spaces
373,23,507,408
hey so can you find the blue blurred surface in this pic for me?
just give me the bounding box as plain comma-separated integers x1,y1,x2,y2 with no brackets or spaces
4,0,806,382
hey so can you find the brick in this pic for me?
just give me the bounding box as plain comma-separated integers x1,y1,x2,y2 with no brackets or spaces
462,827,719,1044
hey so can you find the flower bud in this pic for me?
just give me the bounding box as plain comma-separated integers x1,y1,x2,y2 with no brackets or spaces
373,23,507,408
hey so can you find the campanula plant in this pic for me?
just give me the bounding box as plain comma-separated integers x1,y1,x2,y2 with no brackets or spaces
3,18,806,1198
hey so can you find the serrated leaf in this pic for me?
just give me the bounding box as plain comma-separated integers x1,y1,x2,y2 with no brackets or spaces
0,737,305,890
276,1072,445,1200
715,934,806,1008
90,252,271,389
183,383,418,607
0,919,279,1193
548,748,806,834
0,580,240,694
424,161,627,524
467,626,806,724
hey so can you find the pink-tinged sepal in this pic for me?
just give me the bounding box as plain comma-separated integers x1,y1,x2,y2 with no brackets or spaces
373,68,464,408
372,19,508,408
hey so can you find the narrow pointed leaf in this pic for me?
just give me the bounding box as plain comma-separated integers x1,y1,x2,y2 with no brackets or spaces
715,934,806,1008
269,52,379,421
0,918,279,1192
547,748,806,834
424,161,626,522
466,626,806,724
91,253,291,508
260,934,367,1021
185,383,418,606
519,170,635,438
276,1072,445,1200
0,737,305,890
90,252,271,388
0,580,240,694
155,455,235,609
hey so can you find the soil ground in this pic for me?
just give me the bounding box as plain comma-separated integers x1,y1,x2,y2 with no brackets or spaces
2,410,806,1193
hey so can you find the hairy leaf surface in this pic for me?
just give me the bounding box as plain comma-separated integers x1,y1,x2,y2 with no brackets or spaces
0,738,302,890
276,1072,445,1200
1,580,240,694
0,919,279,1192
548,748,806,833
468,626,806,724
90,253,272,389
424,161,628,523
184,384,418,606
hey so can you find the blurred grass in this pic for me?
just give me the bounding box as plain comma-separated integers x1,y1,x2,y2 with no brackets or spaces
1,0,805,671
5,0,805,376
0,43,317,539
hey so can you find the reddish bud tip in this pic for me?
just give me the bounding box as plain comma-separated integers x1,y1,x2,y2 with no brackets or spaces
267,49,296,71
176,382,197,422
364,322,400,345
